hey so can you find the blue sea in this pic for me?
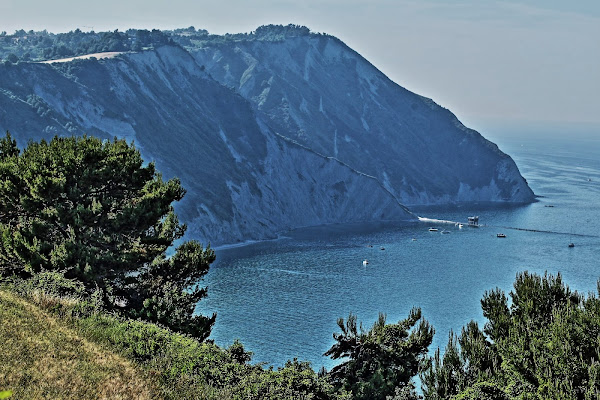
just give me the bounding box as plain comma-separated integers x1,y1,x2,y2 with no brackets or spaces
197,128,600,370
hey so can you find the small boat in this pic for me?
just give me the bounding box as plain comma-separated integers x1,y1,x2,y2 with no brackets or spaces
411,238,417,241
568,243,575,248
428,228,438,232
441,230,451,234
497,233,506,238
362,259,369,265
380,247,385,251
458,224,464,229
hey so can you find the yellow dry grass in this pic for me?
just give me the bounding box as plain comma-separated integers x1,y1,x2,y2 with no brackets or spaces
0,290,159,400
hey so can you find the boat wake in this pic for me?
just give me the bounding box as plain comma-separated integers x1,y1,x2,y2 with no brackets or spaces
491,225,599,238
418,217,458,225
419,216,599,238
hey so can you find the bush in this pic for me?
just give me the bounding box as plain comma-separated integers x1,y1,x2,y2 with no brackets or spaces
7,270,85,298
454,382,509,400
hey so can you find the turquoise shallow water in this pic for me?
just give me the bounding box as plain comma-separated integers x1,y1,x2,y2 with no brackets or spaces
197,132,600,370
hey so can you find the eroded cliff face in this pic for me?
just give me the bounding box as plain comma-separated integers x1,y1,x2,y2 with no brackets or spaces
0,45,413,245
0,28,534,245
191,32,534,205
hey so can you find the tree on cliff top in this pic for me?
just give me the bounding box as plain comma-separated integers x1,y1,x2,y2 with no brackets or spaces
0,132,215,340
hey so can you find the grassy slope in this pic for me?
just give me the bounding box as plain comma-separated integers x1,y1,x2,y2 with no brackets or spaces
0,290,159,400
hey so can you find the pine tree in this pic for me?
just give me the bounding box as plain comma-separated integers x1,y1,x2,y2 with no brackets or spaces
325,308,434,400
0,133,215,339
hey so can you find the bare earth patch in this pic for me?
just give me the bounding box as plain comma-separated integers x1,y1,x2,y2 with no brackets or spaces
39,52,124,64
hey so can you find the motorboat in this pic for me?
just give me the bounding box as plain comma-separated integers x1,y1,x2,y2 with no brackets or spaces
568,243,575,248
428,228,438,232
362,259,369,265
497,233,506,238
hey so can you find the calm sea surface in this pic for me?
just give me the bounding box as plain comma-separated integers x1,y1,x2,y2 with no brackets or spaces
197,131,600,370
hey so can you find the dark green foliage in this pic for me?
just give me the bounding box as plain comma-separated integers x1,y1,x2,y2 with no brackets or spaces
422,272,600,400
5,53,18,64
0,28,176,62
228,339,253,364
421,322,501,399
325,308,434,400
235,359,340,400
0,25,324,62
454,381,509,400
2,282,340,400
480,288,510,342
421,332,464,399
253,24,311,41
6,270,86,298
74,310,338,399
0,133,214,339
385,383,422,400
0,131,18,158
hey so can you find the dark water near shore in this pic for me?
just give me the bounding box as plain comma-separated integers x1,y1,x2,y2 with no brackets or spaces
197,130,600,370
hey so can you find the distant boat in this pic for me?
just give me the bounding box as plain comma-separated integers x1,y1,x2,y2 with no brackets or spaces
545,205,554,208
441,230,451,234
411,238,417,241
568,243,575,248
362,259,369,265
458,223,464,229
380,247,385,250
497,233,506,238
429,228,438,232
468,216,479,227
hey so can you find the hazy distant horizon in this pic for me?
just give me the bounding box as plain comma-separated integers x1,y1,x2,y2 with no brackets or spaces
2,0,598,131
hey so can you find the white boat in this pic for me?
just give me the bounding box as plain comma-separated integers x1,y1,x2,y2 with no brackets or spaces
458,224,464,229
497,233,506,238
428,228,438,232
362,259,369,265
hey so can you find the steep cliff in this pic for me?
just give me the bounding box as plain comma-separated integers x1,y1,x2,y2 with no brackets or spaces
0,45,412,245
0,26,534,245
190,27,534,205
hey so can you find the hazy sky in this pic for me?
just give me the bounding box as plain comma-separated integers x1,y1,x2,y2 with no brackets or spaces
2,0,599,131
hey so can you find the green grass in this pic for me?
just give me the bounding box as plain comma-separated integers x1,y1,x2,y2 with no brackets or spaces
0,286,337,400
0,290,159,399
